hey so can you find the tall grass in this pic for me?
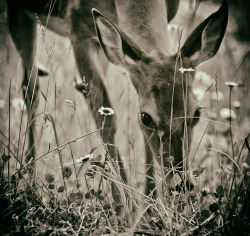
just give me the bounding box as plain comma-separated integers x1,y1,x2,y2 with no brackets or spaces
1,47,249,235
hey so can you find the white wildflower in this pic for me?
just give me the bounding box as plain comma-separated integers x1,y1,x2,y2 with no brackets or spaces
179,67,195,73
76,154,94,163
225,81,238,87
12,98,26,111
220,108,236,121
233,101,241,109
98,106,114,116
202,186,210,194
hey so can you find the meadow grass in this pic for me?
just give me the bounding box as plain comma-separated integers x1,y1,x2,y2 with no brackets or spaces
0,43,249,235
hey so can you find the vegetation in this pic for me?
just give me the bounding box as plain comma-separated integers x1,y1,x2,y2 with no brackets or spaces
0,67,249,235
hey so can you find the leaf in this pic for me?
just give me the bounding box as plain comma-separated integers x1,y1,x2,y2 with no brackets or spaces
89,146,99,154
45,173,55,183
69,193,77,202
193,166,206,177
91,154,104,168
48,184,55,189
85,192,91,199
1,154,11,162
86,171,94,177
209,202,219,213
90,189,95,196
95,154,102,162
95,190,102,196
213,192,219,198
58,186,65,193
201,210,210,218
98,195,105,201
216,185,224,199
114,204,124,216
76,192,83,200
103,204,111,210
62,167,72,179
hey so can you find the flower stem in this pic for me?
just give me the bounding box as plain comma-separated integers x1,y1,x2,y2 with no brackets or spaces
101,115,106,138
229,87,235,160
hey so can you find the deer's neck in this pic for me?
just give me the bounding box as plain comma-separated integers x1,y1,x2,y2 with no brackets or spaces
116,0,169,55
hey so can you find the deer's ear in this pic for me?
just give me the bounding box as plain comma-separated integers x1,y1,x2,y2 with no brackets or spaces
166,0,179,22
92,8,147,65
181,2,228,66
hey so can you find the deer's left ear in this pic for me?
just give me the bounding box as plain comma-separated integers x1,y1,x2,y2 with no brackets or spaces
92,8,147,66
181,1,228,66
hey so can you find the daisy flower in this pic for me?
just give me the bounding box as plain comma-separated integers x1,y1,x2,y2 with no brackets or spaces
233,101,241,109
225,81,238,87
12,97,26,111
220,108,236,121
179,67,195,74
202,186,210,196
98,106,114,116
76,154,94,163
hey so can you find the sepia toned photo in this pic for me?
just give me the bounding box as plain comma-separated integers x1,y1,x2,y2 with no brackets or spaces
0,0,249,235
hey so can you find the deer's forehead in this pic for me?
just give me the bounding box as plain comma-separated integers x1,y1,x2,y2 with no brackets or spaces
154,84,185,124
129,58,188,124
129,59,186,102
128,58,179,91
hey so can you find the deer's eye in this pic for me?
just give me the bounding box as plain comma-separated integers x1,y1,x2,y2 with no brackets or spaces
141,112,156,129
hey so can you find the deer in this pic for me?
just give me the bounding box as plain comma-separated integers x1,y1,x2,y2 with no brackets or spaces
93,1,228,195
6,0,228,198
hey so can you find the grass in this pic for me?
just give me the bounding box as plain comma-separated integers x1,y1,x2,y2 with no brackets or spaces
0,123,249,235
0,3,250,236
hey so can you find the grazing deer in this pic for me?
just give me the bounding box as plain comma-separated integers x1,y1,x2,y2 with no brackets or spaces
6,0,227,195
93,1,228,192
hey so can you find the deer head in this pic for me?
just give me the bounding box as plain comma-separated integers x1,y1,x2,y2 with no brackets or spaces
92,2,228,174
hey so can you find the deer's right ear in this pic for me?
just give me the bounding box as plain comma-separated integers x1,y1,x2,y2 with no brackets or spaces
181,2,228,66
92,8,146,65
